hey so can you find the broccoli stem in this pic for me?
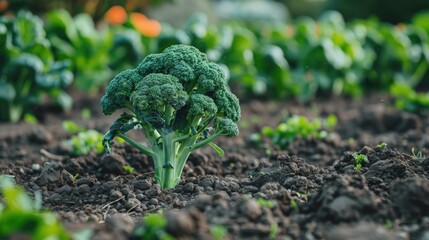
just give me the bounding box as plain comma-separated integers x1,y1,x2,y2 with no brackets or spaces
159,132,178,188
153,131,199,188
116,132,156,156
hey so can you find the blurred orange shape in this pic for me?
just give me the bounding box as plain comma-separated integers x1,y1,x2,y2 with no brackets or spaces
130,12,161,38
0,0,9,12
105,5,127,25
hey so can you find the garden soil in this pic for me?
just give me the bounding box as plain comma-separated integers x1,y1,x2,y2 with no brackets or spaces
0,94,428,240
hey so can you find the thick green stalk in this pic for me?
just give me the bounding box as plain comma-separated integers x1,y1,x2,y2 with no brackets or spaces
158,133,179,188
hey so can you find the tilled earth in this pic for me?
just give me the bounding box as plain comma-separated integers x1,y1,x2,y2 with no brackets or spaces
0,94,429,240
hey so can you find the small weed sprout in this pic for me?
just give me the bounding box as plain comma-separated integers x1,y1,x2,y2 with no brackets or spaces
123,165,136,174
256,198,276,209
376,142,387,149
269,222,279,240
210,225,227,240
352,152,369,172
290,199,299,211
411,148,425,160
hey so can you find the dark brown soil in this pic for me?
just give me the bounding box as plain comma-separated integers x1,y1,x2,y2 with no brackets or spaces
1,94,429,240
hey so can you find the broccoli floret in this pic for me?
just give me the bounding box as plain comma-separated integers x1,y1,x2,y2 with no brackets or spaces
101,69,140,115
130,73,188,116
101,44,240,189
214,90,241,122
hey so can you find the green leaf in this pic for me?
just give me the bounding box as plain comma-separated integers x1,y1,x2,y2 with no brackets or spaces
62,120,83,133
54,91,73,112
208,142,224,157
0,80,16,101
13,11,46,48
24,113,38,125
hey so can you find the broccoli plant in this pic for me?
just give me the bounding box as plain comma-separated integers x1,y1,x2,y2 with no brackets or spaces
101,45,240,189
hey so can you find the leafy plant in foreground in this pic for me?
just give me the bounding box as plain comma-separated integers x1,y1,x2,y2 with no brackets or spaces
352,152,369,172
0,176,69,239
262,114,337,150
101,45,240,189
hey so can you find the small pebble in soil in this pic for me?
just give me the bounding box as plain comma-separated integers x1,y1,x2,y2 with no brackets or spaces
148,198,159,206
106,214,134,234
183,182,194,193
134,179,152,190
240,199,262,220
165,211,196,236
110,190,123,199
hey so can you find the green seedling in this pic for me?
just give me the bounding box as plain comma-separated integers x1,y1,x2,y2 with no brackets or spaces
62,121,104,155
256,198,275,209
123,165,136,174
64,129,104,155
210,225,227,240
101,45,240,189
0,175,69,239
24,114,38,125
385,219,394,230
269,222,279,240
411,147,425,160
262,114,337,150
376,142,387,149
290,198,299,211
352,152,369,172
133,213,173,240
81,108,91,120
62,120,84,133
71,173,80,183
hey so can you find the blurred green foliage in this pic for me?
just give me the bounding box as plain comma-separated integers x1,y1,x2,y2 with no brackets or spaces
262,114,337,150
156,11,429,100
390,83,429,114
45,9,145,92
132,213,174,240
0,11,73,122
326,0,429,23
0,176,69,239
62,121,105,155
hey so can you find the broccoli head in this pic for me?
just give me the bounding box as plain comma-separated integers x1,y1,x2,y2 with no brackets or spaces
101,44,240,189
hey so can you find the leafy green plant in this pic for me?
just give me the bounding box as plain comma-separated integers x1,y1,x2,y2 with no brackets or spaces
62,121,104,155
262,114,337,150
45,9,114,92
0,176,69,239
352,152,369,172
133,213,173,240
155,12,429,100
101,45,240,189
390,83,429,114
0,11,73,122
210,225,227,240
